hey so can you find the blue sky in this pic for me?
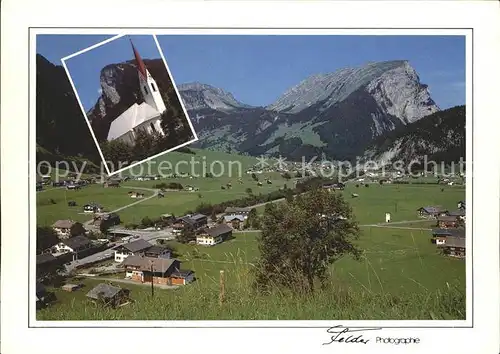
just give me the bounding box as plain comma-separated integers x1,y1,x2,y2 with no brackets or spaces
37,34,465,110
37,35,162,111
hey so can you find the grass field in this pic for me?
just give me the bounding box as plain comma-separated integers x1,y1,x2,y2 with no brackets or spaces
255,183,465,222
121,148,262,177
36,185,154,225
36,149,466,320
37,226,465,320
37,174,289,226
37,149,293,225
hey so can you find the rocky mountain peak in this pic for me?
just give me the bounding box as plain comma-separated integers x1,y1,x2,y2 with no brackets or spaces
177,81,252,112
267,60,438,125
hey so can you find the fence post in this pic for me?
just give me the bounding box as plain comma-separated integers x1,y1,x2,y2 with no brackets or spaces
219,270,225,306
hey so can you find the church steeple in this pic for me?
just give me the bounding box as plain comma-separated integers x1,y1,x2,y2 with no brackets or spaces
130,39,148,79
129,38,166,114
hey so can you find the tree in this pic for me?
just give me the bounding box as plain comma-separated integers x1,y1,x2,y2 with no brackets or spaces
245,187,253,196
69,222,86,237
251,173,258,181
210,210,218,222
36,226,60,254
100,139,133,168
247,208,260,229
133,129,158,161
99,221,110,235
176,226,196,244
141,217,154,228
254,187,361,293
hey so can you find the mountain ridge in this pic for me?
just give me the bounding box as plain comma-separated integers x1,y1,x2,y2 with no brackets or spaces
36,54,462,165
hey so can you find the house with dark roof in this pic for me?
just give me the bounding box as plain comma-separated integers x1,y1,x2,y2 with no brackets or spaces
322,182,345,191
122,256,194,285
448,209,466,222
457,201,465,210
224,207,251,216
173,213,208,231
93,212,121,228
83,203,104,213
431,228,466,245
104,180,120,188
113,239,153,263
417,206,448,219
52,235,92,260
196,224,233,246
86,283,130,308
224,215,246,230
436,215,462,228
52,220,85,238
438,237,466,258
144,245,171,259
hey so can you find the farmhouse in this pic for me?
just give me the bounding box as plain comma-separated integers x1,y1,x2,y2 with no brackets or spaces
51,220,85,238
322,182,345,191
86,283,130,308
174,214,208,231
83,203,103,213
104,180,120,188
144,245,171,259
431,228,466,245
436,215,462,228
129,191,145,198
160,214,176,224
52,235,92,260
196,224,233,246
93,213,121,228
113,239,153,263
417,206,448,219
448,209,466,221
224,207,251,216
224,215,245,230
438,237,466,259
122,256,194,285
106,41,167,145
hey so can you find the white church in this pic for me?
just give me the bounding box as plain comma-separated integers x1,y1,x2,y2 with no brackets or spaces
106,40,167,145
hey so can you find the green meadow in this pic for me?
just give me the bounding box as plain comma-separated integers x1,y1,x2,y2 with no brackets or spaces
38,226,465,320
36,149,466,320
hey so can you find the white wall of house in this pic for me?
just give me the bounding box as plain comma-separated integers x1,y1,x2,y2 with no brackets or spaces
53,227,70,237
125,270,143,279
115,251,134,263
135,117,164,136
196,236,222,246
53,243,74,253
436,238,446,245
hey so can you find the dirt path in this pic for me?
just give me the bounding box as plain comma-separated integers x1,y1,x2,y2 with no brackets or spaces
84,186,158,228
80,275,179,289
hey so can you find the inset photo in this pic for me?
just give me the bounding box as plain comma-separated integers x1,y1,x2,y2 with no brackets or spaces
61,34,198,175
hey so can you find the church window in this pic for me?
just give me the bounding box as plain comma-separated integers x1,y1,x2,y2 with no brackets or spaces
143,85,148,94
151,82,157,92
150,122,156,132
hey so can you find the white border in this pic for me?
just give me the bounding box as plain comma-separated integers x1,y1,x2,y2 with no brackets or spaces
60,34,199,176
31,27,473,329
